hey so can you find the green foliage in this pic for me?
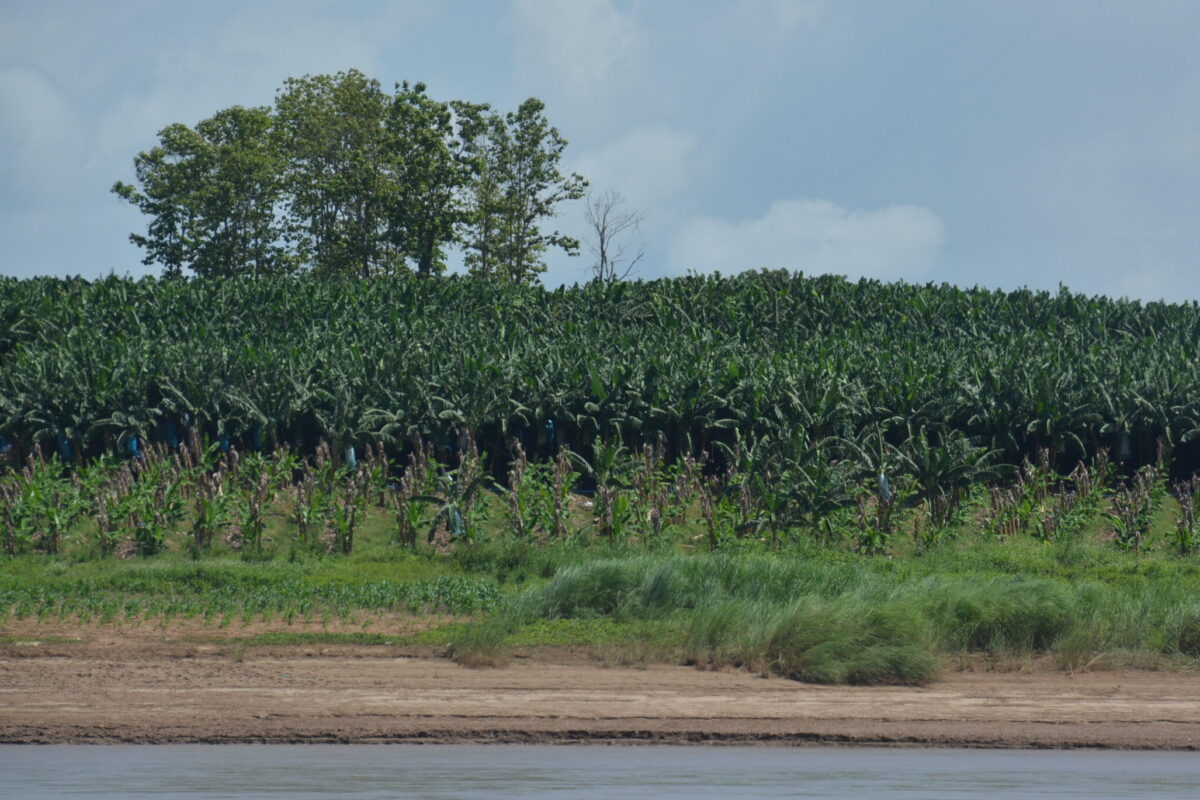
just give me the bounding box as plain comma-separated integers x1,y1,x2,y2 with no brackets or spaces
919,575,1076,651
112,106,290,277
273,70,398,276
388,83,480,274
900,427,997,536
854,475,913,556
1109,465,1167,552
1174,477,1200,556
0,557,502,622
7,462,1200,685
504,441,580,541
6,271,1200,568
4,271,1200,486
459,98,587,283
415,439,491,544
476,546,1200,683
0,452,84,555
113,71,585,280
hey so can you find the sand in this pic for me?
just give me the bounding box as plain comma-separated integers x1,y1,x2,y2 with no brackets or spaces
3,623,1200,749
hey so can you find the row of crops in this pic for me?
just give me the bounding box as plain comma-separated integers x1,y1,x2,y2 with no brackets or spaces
2,270,1199,482
3,420,1195,559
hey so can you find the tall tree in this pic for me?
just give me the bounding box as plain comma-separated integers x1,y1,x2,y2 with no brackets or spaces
384,83,484,275
112,123,200,276
461,99,587,284
112,106,287,277
190,107,290,277
272,70,398,277
115,72,587,282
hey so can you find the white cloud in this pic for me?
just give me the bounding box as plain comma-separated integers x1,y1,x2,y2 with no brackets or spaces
512,0,639,94
669,199,945,280
570,124,703,214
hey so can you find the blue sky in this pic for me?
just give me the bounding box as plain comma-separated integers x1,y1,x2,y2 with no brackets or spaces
2,0,1198,299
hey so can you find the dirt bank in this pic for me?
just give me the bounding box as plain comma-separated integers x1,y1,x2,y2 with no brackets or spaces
2,624,1200,749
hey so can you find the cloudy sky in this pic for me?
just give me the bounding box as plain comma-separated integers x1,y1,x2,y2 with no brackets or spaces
2,0,1198,299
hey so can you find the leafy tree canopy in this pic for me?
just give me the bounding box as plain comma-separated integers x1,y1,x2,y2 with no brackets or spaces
113,70,586,281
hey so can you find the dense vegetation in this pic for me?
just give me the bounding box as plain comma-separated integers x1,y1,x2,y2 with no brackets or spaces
4,437,1200,685
3,270,1199,478
6,269,1200,684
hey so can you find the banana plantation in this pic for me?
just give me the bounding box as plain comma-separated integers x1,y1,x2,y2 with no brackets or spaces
2,269,1200,558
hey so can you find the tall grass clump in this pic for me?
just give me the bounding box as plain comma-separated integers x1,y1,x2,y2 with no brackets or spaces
448,616,515,667
914,576,1077,652
469,550,1200,684
494,555,937,684
1161,601,1200,657
685,597,938,685
511,559,652,620
512,554,879,622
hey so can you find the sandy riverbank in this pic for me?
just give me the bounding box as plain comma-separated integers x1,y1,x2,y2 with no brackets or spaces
2,624,1199,749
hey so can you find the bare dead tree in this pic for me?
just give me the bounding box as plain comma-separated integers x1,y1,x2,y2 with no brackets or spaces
584,190,646,281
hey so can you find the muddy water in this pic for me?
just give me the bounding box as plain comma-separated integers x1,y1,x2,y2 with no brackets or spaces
1,745,1198,798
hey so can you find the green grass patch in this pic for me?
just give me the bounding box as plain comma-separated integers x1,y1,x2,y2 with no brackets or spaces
0,554,503,624
459,548,1200,684
7,496,1200,685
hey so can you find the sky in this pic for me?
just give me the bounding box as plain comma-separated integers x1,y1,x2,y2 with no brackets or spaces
2,0,1199,300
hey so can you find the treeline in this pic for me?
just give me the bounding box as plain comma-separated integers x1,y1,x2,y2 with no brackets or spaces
2,271,1200,484
113,70,586,282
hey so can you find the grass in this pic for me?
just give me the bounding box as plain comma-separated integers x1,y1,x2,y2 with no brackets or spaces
674,596,938,684
0,552,502,625
440,541,1200,685
448,617,514,667
7,483,1200,685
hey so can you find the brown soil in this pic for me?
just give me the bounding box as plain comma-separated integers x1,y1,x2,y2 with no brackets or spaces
3,622,1200,749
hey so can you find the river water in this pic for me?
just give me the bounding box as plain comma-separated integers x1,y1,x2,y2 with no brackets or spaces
1,745,1198,799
